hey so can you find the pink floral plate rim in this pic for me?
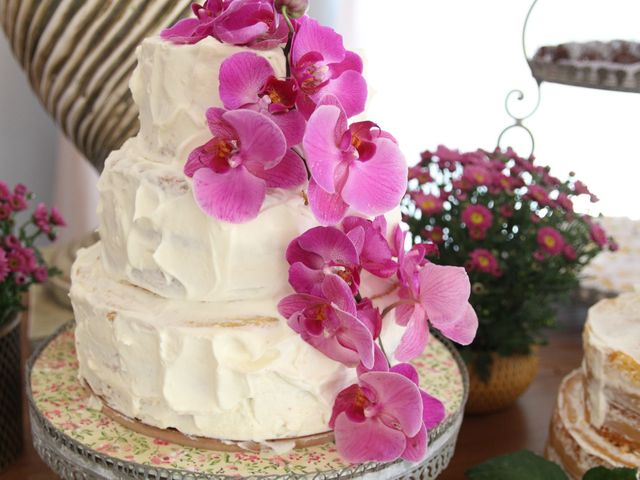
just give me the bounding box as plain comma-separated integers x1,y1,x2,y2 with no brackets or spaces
28,320,468,479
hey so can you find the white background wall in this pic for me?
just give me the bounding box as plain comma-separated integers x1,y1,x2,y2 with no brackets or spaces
1,0,639,232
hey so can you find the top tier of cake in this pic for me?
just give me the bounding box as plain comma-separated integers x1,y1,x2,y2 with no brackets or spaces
130,36,285,165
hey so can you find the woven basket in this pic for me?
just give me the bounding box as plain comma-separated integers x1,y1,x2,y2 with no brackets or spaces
0,313,22,471
465,349,539,414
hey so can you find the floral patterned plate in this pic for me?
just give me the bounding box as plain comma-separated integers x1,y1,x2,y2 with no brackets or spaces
28,321,468,479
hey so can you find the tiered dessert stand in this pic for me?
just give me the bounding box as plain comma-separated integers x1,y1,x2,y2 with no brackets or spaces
497,0,640,155
28,322,469,480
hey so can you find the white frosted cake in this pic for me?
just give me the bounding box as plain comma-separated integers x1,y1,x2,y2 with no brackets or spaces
71,36,403,443
546,292,640,477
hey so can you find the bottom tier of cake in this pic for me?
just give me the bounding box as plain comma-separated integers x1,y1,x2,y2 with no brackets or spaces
72,243,408,443
545,370,640,479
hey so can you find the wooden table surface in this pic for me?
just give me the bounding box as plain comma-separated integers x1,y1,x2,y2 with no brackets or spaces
1,329,582,480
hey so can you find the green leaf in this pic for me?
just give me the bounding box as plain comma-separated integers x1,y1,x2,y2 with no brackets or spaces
465,450,568,480
583,466,638,480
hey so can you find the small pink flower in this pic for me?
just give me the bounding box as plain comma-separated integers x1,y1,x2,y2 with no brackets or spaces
589,222,608,248
33,203,51,233
530,213,541,224
469,249,500,276
462,165,491,186
9,194,27,212
527,185,549,205
462,204,492,231
49,207,66,227
303,99,407,224
555,193,573,213
0,249,8,282
498,204,513,218
537,226,564,255
3,235,20,249
286,226,361,296
219,52,306,147
33,266,48,283
533,250,546,262
0,182,9,200
184,108,306,223
414,193,443,216
278,275,375,368
0,203,11,221
408,166,431,183
291,17,367,118
13,184,27,196
422,226,444,244
13,272,27,285
562,244,577,261
609,239,619,252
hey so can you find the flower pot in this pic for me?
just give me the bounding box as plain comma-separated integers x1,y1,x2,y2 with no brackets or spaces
0,313,23,471
465,349,539,414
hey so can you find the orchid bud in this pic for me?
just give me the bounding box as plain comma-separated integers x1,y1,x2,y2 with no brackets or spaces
275,0,309,18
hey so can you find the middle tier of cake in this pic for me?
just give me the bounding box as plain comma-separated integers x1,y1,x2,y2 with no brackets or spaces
98,140,318,302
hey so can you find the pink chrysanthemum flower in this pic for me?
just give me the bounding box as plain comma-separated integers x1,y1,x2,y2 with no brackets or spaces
537,226,564,255
462,204,493,231
0,249,8,282
469,248,501,276
414,193,443,216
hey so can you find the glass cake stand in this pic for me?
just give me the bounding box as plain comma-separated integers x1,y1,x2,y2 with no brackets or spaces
28,321,469,480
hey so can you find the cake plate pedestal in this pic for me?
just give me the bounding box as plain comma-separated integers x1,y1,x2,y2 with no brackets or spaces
28,322,469,480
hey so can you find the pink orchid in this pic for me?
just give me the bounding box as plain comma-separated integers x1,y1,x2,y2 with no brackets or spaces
219,52,306,146
392,228,477,361
286,226,361,296
162,0,288,49
290,17,367,118
274,0,308,18
278,275,375,368
184,108,306,223
537,226,564,255
341,216,397,278
329,368,428,463
303,100,407,224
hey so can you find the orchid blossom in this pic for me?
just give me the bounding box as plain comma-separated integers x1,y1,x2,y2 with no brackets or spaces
278,275,375,368
184,108,306,223
219,52,305,146
303,99,407,224
290,16,367,118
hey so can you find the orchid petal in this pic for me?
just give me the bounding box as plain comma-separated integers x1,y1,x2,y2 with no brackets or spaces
288,262,324,296
192,166,265,223
291,17,345,66
395,305,429,362
401,424,428,462
346,226,365,255
330,50,364,78
418,263,470,329
334,415,406,463
421,391,445,429
161,18,209,44
270,110,306,147
313,70,368,118
252,150,307,189
321,274,357,316
277,293,319,319
360,371,423,437
329,384,366,428
308,179,349,226
219,52,273,110
306,334,361,367
342,138,407,216
222,109,286,170
303,105,345,193
205,108,237,139
296,226,359,270
357,343,389,375
390,363,420,386
334,311,374,369
434,302,478,346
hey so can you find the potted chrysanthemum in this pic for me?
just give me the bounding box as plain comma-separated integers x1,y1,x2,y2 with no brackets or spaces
403,146,614,414
0,181,64,470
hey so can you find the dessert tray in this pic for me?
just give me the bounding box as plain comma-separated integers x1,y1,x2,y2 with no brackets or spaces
28,321,469,480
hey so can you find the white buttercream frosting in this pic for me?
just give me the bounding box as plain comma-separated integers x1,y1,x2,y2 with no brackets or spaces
582,292,640,428
72,244,352,441
130,36,286,164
